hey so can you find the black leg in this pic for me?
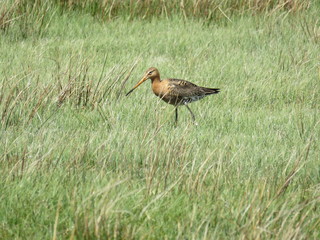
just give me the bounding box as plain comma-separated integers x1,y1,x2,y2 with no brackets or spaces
185,105,196,122
175,107,178,126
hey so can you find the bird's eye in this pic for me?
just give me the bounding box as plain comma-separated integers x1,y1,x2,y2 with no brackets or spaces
148,71,153,75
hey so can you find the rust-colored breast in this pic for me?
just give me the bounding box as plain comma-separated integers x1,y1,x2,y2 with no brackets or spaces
152,79,166,96
151,79,177,105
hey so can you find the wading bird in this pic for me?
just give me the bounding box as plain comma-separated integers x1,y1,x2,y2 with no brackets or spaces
126,67,220,125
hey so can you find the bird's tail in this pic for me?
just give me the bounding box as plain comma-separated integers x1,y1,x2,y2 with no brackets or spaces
203,88,220,95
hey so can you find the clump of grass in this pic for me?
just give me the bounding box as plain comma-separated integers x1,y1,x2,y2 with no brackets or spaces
0,0,57,38
55,56,138,108
57,0,312,19
0,55,137,130
0,0,313,38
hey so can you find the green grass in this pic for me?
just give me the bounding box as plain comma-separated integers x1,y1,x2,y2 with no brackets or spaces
1,4,320,240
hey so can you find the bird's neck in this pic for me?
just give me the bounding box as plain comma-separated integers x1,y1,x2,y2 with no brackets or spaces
151,76,163,97
151,76,161,83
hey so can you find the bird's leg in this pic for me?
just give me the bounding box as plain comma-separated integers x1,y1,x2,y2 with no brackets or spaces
185,105,197,124
175,107,178,126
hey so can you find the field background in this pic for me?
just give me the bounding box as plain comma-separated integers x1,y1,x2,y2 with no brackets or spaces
1,0,319,239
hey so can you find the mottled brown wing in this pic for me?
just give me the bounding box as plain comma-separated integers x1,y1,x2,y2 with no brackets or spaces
167,79,207,105
168,79,201,95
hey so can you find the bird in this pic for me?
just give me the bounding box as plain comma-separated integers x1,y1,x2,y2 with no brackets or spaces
126,67,220,125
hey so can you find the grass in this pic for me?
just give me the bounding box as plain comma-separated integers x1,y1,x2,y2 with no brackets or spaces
1,2,320,239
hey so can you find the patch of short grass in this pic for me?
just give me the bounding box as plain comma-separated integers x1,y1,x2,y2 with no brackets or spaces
0,6,319,239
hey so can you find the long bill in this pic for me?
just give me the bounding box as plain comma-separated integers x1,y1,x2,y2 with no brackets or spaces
126,76,148,96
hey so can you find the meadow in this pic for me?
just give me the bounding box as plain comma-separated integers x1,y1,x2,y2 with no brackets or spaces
0,0,319,239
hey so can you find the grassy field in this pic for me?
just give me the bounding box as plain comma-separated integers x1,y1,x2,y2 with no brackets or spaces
1,1,320,239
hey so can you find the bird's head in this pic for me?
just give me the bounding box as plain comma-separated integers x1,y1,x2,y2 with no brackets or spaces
126,67,160,96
